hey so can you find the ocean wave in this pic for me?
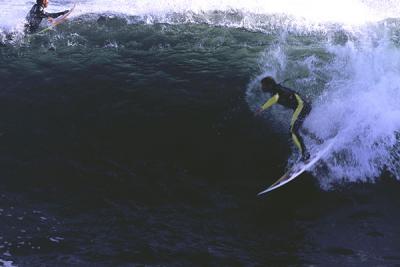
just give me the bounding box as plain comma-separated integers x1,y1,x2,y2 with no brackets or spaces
2,0,400,191
2,0,400,35
246,18,400,188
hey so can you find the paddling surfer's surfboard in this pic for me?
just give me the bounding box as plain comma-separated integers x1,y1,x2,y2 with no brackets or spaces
32,3,76,36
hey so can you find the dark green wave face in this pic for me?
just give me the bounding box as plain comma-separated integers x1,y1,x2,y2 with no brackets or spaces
2,13,337,107
0,16,338,169
0,19,282,172
2,12,400,187
2,19,273,88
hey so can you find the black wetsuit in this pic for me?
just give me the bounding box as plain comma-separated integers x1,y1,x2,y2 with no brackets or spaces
25,4,68,33
263,84,311,158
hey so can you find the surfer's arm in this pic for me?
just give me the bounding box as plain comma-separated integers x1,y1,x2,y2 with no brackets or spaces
35,6,49,19
256,93,279,115
45,10,69,19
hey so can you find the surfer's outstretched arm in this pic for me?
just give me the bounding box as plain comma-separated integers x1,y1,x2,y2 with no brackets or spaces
255,93,279,115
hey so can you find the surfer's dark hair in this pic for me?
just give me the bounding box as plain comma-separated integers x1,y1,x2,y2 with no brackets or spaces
36,0,44,5
261,76,278,90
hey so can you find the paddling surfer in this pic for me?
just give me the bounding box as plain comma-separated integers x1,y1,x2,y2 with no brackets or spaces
256,76,311,160
25,0,69,33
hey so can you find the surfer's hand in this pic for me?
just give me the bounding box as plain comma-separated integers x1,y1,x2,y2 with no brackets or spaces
255,108,263,116
47,17,54,23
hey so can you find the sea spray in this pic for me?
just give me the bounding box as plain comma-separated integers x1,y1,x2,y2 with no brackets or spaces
248,20,400,188
309,31,400,188
2,0,400,34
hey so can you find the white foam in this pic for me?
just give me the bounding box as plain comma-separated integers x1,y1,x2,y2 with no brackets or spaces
306,33,400,187
74,0,400,25
0,258,17,267
246,18,400,187
1,0,400,32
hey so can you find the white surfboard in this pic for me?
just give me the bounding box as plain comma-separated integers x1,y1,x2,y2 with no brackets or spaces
258,138,336,195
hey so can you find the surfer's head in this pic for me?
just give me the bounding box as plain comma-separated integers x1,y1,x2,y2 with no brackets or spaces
261,76,278,92
37,0,49,8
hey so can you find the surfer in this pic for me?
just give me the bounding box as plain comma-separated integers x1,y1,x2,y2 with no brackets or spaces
25,0,69,33
256,76,311,160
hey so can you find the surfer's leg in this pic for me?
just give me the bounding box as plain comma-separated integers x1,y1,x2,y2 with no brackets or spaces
291,123,308,159
292,105,311,160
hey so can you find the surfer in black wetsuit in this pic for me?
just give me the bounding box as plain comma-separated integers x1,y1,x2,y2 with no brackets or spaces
25,0,69,33
256,76,311,160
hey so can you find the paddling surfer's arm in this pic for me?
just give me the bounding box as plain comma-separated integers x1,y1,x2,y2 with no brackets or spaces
45,9,69,23
31,4,68,19
45,10,69,19
25,5,68,28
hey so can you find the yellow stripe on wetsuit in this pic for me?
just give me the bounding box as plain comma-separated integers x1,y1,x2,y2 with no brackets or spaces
290,94,304,154
259,93,305,153
261,93,279,111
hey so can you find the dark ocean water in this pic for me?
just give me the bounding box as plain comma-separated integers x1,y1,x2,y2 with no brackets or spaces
1,7,400,267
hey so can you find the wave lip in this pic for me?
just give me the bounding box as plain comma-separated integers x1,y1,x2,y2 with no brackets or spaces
2,0,400,34
76,0,400,25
